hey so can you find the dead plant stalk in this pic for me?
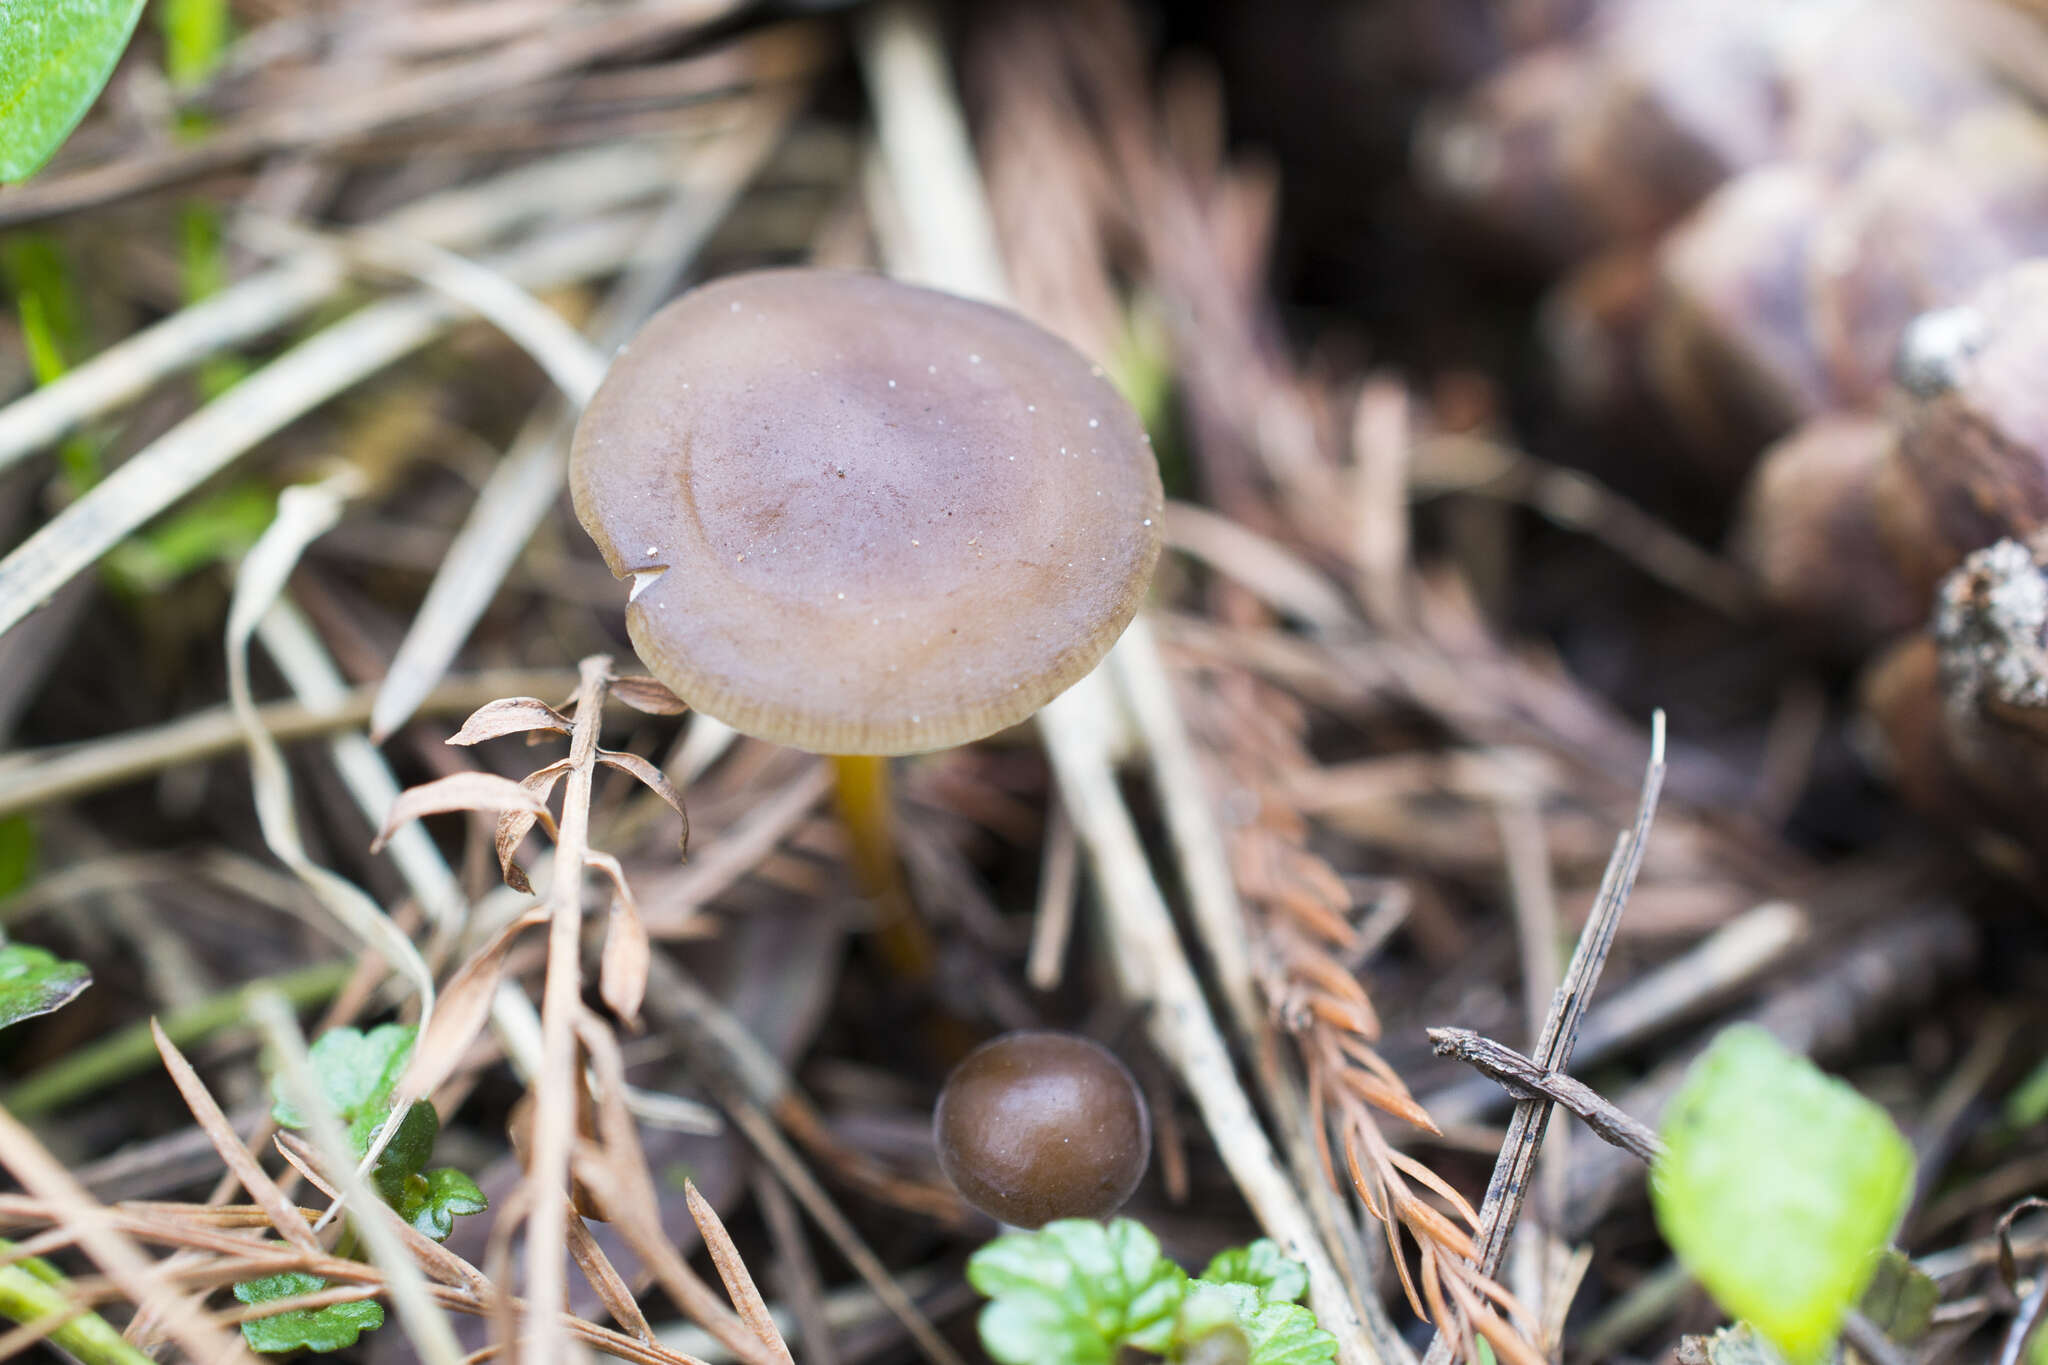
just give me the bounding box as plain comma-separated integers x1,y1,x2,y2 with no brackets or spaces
525,655,613,1362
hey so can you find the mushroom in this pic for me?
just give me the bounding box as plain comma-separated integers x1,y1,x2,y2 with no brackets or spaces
933,1030,1151,1227
570,268,1163,972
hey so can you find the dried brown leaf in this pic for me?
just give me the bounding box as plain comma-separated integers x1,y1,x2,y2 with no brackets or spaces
596,749,689,857
686,1179,793,1365
374,772,559,853
497,758,572,892
609,675,691,716
446,696,573,746
401,908,546,1103
567,1214,654,1342
586,851,649,1026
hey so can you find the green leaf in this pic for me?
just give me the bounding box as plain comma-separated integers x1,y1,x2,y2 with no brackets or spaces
102,482,275,591
968,1218,1189,1365
1857,1249,1936,1346
398,1166,487,1242
2008,1053,2048,1131
1200,1240,1309,1305
179,199,225,299
0,815,37,899
0,943,89,1030
0,0,152,181
233,1271,384,1353
5,233,106,488
1175,1282,1336,1365
3,234,80,382
1652,1026,1914,1365
371,1099,439,1202
271,1022,413,1136
270,1023,438,1199
156,0,228,90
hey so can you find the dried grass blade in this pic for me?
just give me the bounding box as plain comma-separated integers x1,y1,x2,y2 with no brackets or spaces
225,475,436,1026
0,141,682,470
448,697,573,746
0,215,646,641
374,772,561,852
685,1179,793,1364
311,220,611,404
150,1022,321,1256
1040,665,1376,1363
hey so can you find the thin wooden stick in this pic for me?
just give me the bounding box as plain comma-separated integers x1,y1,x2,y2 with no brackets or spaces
1425,1030,1662,1163
1419,712,1666,1365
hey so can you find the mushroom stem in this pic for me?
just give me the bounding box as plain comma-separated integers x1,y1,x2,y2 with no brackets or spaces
830,753,933,978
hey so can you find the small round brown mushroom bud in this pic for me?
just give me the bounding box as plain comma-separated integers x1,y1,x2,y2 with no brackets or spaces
933,1031,1150,1228
569,269,1163,756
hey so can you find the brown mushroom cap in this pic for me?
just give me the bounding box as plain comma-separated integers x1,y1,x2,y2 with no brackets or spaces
932,1031,1150,1228
570,269,1164,755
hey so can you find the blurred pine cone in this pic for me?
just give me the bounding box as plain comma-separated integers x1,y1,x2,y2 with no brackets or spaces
1405,0,2048,844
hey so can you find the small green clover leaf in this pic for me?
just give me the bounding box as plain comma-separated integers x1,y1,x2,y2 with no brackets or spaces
232,1272,384,1353
371,1100,439,1203
0,0,151,181
270,1022,410,1135
968,1219,1189,1365
269,1023,440,1201
1652,1026,1913,1365
1176,1282,1335,1365
397,1167,488,1243
0,943,90,1031
1200,1240,1308,1306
